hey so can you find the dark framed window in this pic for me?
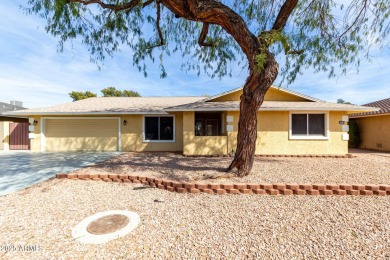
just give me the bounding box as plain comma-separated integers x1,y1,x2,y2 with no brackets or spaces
144,116,174,141
194,112,225,136
291,113,326,137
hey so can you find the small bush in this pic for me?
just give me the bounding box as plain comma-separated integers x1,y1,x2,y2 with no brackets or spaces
348,120,361,148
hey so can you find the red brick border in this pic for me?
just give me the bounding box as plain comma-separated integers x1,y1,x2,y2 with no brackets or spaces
184,154,356,158
56,173,389,196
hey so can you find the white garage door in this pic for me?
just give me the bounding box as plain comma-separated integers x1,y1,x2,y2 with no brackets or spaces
44,118,119,151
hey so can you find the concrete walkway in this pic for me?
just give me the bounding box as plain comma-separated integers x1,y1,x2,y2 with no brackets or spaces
0,151,120,196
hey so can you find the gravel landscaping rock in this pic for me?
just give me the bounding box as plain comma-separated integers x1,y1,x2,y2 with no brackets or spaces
0,179,389,259
73,149,390,184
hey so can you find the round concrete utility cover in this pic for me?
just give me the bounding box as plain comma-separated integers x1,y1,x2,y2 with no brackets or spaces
87,214,130,235
72,210,140,244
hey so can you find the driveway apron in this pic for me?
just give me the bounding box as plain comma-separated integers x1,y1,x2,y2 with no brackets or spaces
0,152,120,196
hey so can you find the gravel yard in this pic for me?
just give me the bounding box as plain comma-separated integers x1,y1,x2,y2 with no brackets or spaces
1,149,389,259
0,179,389,259
73,149,390,184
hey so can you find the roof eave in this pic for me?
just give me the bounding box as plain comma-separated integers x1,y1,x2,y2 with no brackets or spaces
349,112,390,118
164,107,379,112
3,111,170,116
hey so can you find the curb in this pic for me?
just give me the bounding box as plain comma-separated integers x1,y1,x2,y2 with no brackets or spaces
56,173,390,196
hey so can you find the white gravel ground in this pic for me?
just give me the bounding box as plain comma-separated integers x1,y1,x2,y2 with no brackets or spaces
0,179,389,259
73,149,390,184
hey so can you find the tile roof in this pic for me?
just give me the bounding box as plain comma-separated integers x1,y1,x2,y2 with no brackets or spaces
349,97,390,117
4,97,205,116
165,101,378,112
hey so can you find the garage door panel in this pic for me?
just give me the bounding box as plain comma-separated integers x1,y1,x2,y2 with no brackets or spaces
45,119,119,151
46,137,118,151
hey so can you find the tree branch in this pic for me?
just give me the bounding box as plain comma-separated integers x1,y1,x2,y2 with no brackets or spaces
161,0,258,67
146,1,165,49
287,49,304,55
198,23,214,47
68,0,154,12
69,0,259,67
337,0,368,46
67,0,141,12
272,0,298,30
142,0,155,7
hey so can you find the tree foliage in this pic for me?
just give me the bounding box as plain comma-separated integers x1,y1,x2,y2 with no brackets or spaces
348,120,361,148
337,99,353,104
101,86,141,97
25,0,390,81
69,87,140,101
69,90,97,101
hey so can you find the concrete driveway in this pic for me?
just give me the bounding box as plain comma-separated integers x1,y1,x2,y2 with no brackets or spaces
0,151,120,196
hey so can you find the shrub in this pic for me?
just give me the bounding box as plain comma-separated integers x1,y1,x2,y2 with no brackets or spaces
348,120,361,148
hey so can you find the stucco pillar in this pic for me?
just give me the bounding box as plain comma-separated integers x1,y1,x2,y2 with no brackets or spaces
2,122,10,151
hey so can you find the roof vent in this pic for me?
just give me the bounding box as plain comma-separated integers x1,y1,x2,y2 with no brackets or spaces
10,101,23,107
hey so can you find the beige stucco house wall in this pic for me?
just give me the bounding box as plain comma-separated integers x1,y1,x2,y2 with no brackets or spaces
7,87,376,155
0,121,6,150
353,115,390,152
121,112,183,152
350,98,390,152
182,110,349,156
28,113,185,152
180,88,365,156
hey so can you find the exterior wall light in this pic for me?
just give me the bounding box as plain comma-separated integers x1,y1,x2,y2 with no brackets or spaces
123,120,127,126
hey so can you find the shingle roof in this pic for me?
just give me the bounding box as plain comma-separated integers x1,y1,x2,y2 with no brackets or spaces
4,97,205,116
0,102,26,114
349,97,390,117
165,101,378,112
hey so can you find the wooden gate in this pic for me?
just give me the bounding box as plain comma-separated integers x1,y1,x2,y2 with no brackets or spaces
9,122,30,150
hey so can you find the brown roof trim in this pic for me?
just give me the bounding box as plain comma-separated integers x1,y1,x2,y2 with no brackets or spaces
349,97,390,117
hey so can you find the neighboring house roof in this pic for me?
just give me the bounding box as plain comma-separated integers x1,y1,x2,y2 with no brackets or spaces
349,97,390,118
0,101,28,120
0,101,26,114
165,101,377,113
204,86,324,102
4,97,205,116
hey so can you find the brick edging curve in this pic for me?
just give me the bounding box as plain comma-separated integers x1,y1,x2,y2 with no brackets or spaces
184,154,356,158
56,173,390,196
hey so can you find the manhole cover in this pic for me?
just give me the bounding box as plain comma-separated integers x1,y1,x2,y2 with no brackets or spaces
72,210,140,244
87,214,130,235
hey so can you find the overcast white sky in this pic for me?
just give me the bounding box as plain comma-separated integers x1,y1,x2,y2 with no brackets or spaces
0,0,389,108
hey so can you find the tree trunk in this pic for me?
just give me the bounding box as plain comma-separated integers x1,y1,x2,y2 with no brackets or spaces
228,51,279,176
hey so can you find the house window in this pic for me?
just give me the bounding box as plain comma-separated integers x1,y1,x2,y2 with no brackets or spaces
290,113,328,139
194,112,226,136
144,116,174,142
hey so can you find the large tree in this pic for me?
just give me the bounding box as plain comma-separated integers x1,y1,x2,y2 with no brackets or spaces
26,0,390,176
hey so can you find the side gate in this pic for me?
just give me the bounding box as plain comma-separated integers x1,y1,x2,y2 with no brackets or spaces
9,122,30,150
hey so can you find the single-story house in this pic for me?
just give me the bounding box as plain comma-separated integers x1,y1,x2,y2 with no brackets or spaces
0,101,29,151
5,86,378,155
350,97,390,152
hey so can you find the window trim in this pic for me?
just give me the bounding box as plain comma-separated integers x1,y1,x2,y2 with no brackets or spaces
289,111,329,140
142,115,175,143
